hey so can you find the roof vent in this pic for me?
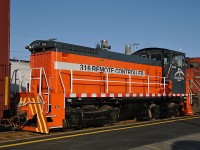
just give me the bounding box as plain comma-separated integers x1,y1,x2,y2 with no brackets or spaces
100,40,111,50
125,45,131,55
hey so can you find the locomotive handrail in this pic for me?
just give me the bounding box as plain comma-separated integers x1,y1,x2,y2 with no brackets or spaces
73,78,163,85
14,68,50,114
69,70,167,94
165,63,172,78
59,69,66,108
38,94,45,112
106,73,108,93
163,77,166,94
129,75,131,93
188,86,193,104
17,102,41,107
17,99,42,107
70,70,73,93
40,67,50,114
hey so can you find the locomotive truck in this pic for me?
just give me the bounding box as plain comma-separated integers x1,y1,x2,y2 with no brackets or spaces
1,40,198,134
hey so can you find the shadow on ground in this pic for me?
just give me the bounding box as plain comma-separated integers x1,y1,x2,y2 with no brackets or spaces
172,140,200,150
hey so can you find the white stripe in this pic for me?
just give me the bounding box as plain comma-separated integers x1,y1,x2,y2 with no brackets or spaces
36,128,39,132
118,93,122,97
81,93,87,97
110,93,114,97
68,93,187,98
101,93,106,97
37,97,48,134
55,62,80,70
139,93,143,97
28,98,34,115
91,93,97,97
32,98,43,133
54,61,145,76
49,126,63,129
70,93,76,97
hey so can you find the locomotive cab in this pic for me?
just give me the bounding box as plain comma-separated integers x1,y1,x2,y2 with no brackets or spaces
132,48,185,70
132,48,186,94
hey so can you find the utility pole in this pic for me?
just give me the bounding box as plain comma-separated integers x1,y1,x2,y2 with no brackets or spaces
132,43,139,51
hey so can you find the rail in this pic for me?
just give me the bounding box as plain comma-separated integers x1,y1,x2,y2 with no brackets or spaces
69,70,167,94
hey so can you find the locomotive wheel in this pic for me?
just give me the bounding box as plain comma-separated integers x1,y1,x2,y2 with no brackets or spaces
150,104,160,120
100,105,112,111
168,103,180,117
100,105,118,123
66,107,83,129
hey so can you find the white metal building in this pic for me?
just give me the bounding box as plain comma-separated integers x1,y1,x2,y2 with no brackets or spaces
10,59,30,98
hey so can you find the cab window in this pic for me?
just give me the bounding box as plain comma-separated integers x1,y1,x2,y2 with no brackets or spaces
173,54,185,67
151,54,161,62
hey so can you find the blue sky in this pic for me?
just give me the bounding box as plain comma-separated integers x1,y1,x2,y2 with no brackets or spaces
11,0,200,60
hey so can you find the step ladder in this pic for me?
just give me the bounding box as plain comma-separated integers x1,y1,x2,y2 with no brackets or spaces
29,67,50,114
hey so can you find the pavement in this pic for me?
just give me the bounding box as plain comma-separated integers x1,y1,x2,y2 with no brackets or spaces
1,116,200,150
131,132,200,150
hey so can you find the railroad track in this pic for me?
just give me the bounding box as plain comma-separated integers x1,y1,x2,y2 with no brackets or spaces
0,115,199,143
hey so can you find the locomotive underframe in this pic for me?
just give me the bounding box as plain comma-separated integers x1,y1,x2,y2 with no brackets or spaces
14,96,185,132
40,96,183,130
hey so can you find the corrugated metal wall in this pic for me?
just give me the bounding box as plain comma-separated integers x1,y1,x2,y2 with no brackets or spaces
0,0,10,117
10,60,30,98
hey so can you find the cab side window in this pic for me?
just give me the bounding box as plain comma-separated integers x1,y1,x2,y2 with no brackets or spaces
151,54,161,62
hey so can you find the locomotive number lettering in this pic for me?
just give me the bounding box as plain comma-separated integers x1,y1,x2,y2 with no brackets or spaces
79,64,145,76
80,64,87,71
55,61,145,76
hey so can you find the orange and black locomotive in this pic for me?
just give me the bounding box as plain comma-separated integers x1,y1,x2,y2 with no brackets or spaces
7,40,194,133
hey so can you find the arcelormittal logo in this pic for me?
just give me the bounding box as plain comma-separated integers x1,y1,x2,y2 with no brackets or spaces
174,68,184,81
